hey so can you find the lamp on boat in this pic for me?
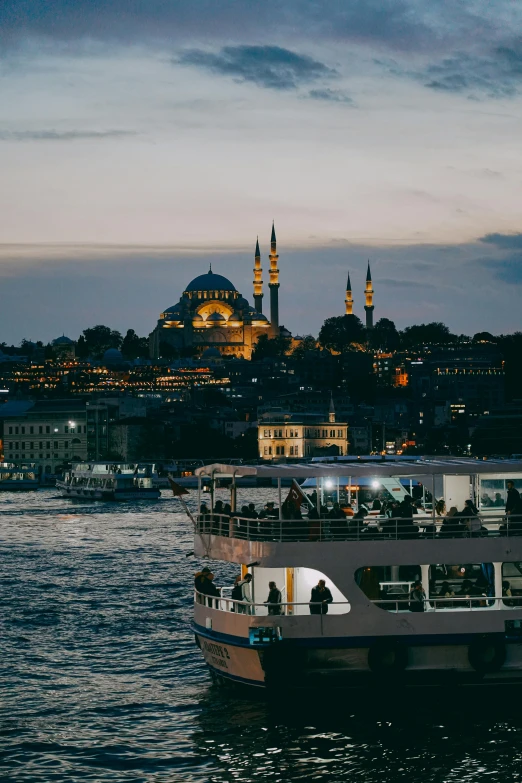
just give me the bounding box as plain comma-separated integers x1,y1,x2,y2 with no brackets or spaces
324,480,334,489
372,480,380,489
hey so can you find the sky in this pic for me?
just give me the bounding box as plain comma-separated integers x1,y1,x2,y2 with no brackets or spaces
1,0,522,344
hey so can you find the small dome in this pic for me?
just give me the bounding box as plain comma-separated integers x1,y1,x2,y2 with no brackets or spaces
52,335,74,346
103,348,123,364
206,312,226,323
250,313,269,323
185,270,236,293
192,313,204,322
235,296,250,309
228,311,243,322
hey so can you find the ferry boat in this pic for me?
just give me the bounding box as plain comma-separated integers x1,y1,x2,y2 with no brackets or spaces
0,462,39,491
191,458,522,691
57,462,161,501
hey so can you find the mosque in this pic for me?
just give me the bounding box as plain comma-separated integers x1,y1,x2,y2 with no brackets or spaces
149,224,376,360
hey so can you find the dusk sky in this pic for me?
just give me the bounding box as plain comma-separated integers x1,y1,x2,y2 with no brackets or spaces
1,0,522,345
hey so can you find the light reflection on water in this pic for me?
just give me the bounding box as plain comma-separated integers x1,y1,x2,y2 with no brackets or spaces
1,489,522,781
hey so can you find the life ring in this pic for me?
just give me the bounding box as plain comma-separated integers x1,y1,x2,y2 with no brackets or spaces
368,640,408,674
468,636,506,674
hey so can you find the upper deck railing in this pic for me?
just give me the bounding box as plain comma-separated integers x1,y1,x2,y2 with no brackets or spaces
195,512,522,543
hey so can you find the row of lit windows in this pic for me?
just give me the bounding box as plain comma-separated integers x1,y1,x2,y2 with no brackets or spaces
263,445,299,456
5,440,82,451
7,424,84,435
261,428,346,439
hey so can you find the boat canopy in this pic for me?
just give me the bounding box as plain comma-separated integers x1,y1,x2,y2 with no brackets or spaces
195,458,522,479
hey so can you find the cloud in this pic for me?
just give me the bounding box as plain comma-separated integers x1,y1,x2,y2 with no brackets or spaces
421,43,522,99
306,88,353,104
480,233,522,249
475,255,522,284
0,130,136,141
177,45,337,91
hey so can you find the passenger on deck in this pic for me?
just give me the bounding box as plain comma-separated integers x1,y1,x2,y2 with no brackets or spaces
223,503,232,518
506,481,521,515
372,498,382,511
409,580,426,612
494,492,504,507
435,499,446,516
238,573,253,614
213,500,224,516
194,567,221,608
329,503,348,540
199,503,211,532
398,496,420,538
481,493,494,507
248,503,259,519
309,579,334,615
348,507,367,538
264,581,283,615
437,580,455,608
438,506,464,538
460,499,482,537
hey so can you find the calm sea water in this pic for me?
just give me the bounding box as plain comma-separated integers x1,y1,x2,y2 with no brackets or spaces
2,489,522,782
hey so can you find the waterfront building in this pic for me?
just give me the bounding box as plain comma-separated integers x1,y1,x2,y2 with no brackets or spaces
258,398,348,460
1,400,87,474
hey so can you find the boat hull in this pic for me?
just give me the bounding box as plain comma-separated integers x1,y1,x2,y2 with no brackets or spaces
195,625,522,691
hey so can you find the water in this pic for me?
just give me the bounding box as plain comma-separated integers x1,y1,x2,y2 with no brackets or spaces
2,490,522,782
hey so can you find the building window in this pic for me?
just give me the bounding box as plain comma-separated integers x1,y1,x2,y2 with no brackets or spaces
54,441,58,449
39,426,43,434
268,446,272,455
330,429,335,437
264,447,268,455
15,427,19,435
46,426,50,434
290,446,294,455
294,446,299,457
8,426,12,435
64,441,68,449
30,426,34,434
46,454,50,458
64,426,69,434
30,442,34,449
46,441,50,449
39,442,43,449
39,454,43,458
21,442,25,449
21,426,25,434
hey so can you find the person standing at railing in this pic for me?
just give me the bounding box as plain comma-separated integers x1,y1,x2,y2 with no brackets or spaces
408,580,426,612
506,481,521,517
460,499,482,537
264,581,283,615
237,573,253,614
309,580,333,615
194,567,220,608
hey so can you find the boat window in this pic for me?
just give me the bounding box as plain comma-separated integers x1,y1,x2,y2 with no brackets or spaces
429,563,494,606
501,563,522,607
355,566,421,610
479,478,522,510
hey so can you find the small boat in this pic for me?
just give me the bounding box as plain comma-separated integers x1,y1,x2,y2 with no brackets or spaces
57,462,161,501
0,462,39,491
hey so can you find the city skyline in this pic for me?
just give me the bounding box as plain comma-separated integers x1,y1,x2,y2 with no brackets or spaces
1,1,522,342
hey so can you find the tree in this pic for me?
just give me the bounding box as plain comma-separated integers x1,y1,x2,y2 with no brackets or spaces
473,331,497,343
370,318,400,351
82,325,122,358
291,335,317,360
251,334,291,361
318,315,366,353
121,329,149,360
76,335,88,359
400,322,453,348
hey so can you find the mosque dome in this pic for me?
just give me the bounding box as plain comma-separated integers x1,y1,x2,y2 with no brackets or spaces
192,313,204,322
103,348,124,364
235,296,250,310
52,335,74,346
206,312,226,323
185,269,236,293
228,311,243,323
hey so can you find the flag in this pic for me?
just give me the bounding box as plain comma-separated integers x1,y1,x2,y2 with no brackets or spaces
284,479,308,511
168,476,189,497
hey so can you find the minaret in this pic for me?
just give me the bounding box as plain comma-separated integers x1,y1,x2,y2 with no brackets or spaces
268,221,280,336
328,393,336,423
364,260,374,329
253,237,263,313
345,271,353,315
